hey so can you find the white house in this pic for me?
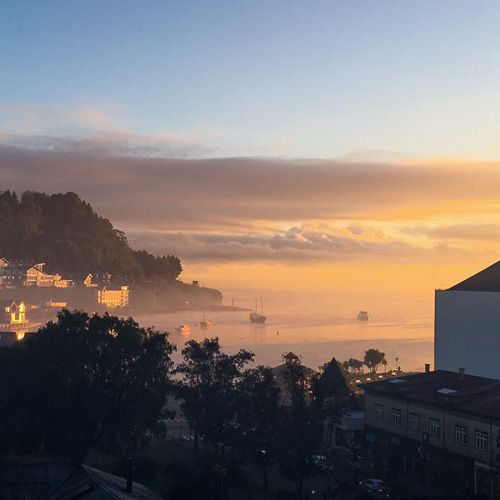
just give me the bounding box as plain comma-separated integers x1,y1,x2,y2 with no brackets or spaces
435,260,500,380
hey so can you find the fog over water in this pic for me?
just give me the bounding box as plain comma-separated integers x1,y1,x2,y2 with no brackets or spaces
135,287,434,372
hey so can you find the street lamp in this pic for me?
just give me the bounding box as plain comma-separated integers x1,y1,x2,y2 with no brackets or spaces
260,449,269,487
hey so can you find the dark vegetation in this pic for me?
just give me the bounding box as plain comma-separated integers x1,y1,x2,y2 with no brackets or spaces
0,190,182,281
0,310,174,462
327,349,387,375
0,310,352,499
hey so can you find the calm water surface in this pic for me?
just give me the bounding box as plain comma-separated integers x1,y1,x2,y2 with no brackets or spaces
135,288,434,372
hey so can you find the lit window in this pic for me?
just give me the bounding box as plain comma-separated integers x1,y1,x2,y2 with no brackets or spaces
430,418,440,438
476,431,488,451
456,425,467,446
375,404,384,422
392,408,401,427
409,413,419,431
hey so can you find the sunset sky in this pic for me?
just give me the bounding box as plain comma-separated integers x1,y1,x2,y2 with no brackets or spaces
1,1,500,302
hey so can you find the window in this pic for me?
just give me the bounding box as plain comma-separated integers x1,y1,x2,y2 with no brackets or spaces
456,425,467,446
409,413,420,431
476,431,488,451
392,408,402,427
375,404,384,422
430,418,441,438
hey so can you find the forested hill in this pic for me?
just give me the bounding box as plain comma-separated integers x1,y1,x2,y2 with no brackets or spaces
0,190,182,281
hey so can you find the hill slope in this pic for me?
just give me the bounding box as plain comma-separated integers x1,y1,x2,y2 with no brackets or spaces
0,190,181,281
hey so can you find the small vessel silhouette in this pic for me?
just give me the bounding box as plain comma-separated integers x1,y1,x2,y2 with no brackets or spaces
250,297,266,324
357,311,369,321
200,308,212,328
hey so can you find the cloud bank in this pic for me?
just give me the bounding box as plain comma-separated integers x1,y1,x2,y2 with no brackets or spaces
126,224,472,263
0,140,498,264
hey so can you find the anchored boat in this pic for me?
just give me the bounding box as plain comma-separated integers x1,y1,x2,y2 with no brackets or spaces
357,311,369,321
250,297,266,324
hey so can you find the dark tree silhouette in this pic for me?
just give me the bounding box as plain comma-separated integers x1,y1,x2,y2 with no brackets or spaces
349,358,363,373
235,365,281,486
275,358,323,500
0,309,174,462
364,348,386,373
175,337,254,449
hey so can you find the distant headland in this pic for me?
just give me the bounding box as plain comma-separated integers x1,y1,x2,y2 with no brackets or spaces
0,190,223,326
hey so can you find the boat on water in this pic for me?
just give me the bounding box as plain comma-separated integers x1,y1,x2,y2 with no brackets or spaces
200,309,212,328
357,311,369,321
176,324,190,334
250,297,266,324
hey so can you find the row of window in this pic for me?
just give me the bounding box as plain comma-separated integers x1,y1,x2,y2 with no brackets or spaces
455,425,489,451
374,404,489,451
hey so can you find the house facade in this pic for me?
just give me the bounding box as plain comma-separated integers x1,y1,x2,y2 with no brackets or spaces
96,286,130,308
361,369,500,498
435,260,500,379
0,258,79,289
0,300,29,334
0,260,59,287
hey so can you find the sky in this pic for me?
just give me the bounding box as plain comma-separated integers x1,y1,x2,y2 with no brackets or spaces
1,1,500,306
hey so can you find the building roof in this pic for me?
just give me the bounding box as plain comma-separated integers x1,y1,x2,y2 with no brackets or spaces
360,370,500,420
0,463,162,500
0,463,76,500
0,299,24,311
449,260,500,292
50,465,161,500
314,357,351,398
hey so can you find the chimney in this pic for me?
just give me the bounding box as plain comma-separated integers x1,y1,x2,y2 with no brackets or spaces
458,368,465,381
425,363,430,374
126,457,133,493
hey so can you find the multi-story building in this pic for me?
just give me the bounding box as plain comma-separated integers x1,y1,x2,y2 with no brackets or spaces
361,368,500,498
96,286,130,308
435,260,500,379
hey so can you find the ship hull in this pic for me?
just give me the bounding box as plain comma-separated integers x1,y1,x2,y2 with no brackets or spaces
250,313,266,324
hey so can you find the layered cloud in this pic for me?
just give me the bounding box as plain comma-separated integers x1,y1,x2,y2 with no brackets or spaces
404,223,500,242
0,102,207,158
0,137,499,264
126,224,472,263
0,133,208,159
1,145,500,226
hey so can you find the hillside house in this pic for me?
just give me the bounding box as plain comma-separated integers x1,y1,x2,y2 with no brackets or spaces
81,273,98,287
0,260,59,287
96,286,130,308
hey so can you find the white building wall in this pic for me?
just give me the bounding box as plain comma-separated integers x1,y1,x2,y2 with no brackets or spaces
435,290,500,379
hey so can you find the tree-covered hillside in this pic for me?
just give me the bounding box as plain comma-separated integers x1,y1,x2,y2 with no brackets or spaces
0,190,182,281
